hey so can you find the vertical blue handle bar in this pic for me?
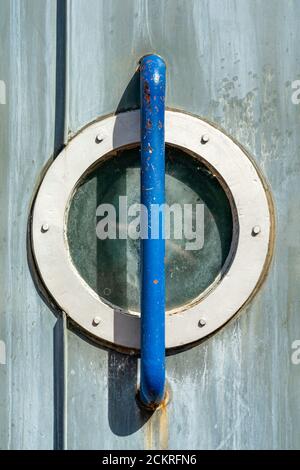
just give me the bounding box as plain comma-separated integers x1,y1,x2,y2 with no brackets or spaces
140,54,166,407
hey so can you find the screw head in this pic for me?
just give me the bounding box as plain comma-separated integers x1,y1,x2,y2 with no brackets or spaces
41,223,49,233
201,134,210,144
95,133,104,143
252,225,261,236
92,316,101,326
198,318,206,327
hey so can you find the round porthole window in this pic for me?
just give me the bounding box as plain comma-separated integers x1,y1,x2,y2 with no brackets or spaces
31,110,274,351
67,145,234,313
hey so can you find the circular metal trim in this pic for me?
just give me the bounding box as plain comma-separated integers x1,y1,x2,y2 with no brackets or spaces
32,110,274,351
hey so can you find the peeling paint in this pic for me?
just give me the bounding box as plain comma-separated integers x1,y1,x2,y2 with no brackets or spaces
2,0,300,451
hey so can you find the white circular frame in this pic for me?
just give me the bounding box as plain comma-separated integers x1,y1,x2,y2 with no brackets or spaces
32,110,274,351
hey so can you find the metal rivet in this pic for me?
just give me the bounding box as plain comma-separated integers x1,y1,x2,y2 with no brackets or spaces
198,318,206,327
96,133,104,143
41,224,49,233
252,225,261,236
201,134,209,144
93,316,101,326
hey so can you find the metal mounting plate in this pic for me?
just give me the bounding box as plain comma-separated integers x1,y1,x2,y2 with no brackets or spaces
31,110,274,351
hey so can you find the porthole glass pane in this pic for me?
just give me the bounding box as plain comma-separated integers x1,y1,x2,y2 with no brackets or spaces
67,145,233,312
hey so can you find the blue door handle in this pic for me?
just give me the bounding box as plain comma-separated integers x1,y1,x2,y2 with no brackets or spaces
139,54,166,408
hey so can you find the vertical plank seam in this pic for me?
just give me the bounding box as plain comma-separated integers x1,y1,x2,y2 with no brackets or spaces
62,311,68,450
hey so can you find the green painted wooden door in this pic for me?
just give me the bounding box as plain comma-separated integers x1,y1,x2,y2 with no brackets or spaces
1,0,300,450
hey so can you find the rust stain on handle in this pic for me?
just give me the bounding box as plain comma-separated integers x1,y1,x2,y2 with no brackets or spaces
144,391,169,450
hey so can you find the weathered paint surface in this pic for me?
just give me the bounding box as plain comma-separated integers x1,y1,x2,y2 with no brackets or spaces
0,0,57,449
1,0,300,449
140,54,166,407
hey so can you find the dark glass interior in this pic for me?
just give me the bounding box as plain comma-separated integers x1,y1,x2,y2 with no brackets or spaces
67,145,233,311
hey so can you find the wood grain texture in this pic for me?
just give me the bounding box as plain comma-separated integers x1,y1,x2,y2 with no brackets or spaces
0,0,57,449
1,0,300,450
66,0,300,450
